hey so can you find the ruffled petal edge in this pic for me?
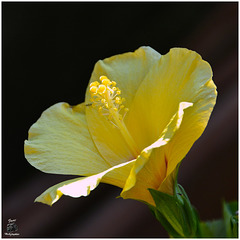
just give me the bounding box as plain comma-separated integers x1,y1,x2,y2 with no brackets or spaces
35,159,136,206
121,102,193,198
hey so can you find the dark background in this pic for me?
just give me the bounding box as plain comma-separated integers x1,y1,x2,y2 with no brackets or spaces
2,2,238,237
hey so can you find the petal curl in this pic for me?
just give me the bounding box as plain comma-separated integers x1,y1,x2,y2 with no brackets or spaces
24,102,110,176
121,102,192,205
35,159,136,206
164,79,217,176
122,79,216,206
85,46,161,166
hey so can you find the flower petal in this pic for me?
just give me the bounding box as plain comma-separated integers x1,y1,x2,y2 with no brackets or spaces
122,78,216,206
158,166,178,195
121,147,167,206
163,79,217,176
24,102,110,176
35,159,136,206
126,48,216,151
121,49,217,205
121,102,192,205
85,46,161,166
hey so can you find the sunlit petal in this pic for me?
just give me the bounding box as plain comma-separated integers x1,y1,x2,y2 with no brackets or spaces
35,159,136,206
121,102,192,204
164,79,217,176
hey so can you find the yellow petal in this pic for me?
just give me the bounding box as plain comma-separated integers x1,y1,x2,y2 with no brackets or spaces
126,48,216,152
158,165,178,195
35,159,136,206
164,79,217,176
121,147,166,206
85,47,161,166
121,48,217,205
123,80,217,206
121,102,192,205
24,102,110,176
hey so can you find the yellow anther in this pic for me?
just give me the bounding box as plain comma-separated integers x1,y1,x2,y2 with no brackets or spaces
98,106,103,112
90,86,98,93
116,90,121,95
98,84,106,93
112,87,117,91
105,103,109,109
115,97,121,104
90,81,99,88
112,81,116,87
101,99,106,104
108,88,114,94
120,105,124,109
124,108,129,112
99,75,108,81
113,107,118,112
102,79,111,86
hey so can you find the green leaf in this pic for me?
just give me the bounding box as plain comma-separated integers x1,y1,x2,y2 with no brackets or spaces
176,184,199,235
199,219,226,237
223,201,238,238
149,169,200,238
149,204,183,238
231,216,238,238
149,188,187,237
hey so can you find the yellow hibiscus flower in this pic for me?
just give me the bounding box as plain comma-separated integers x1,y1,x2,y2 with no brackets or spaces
24,47,217,206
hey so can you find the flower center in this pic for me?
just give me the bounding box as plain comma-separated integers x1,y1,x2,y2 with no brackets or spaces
89,76,140,158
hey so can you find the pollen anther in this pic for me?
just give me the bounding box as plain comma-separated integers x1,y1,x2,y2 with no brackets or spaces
90,81,99,88
115,97,121,104
89,76,130,123
102,79,111,86
90,86,98,93
98,84,106,93
99,75,108,81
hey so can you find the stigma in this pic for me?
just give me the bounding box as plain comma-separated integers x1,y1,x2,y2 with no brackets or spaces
88,76,139,157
